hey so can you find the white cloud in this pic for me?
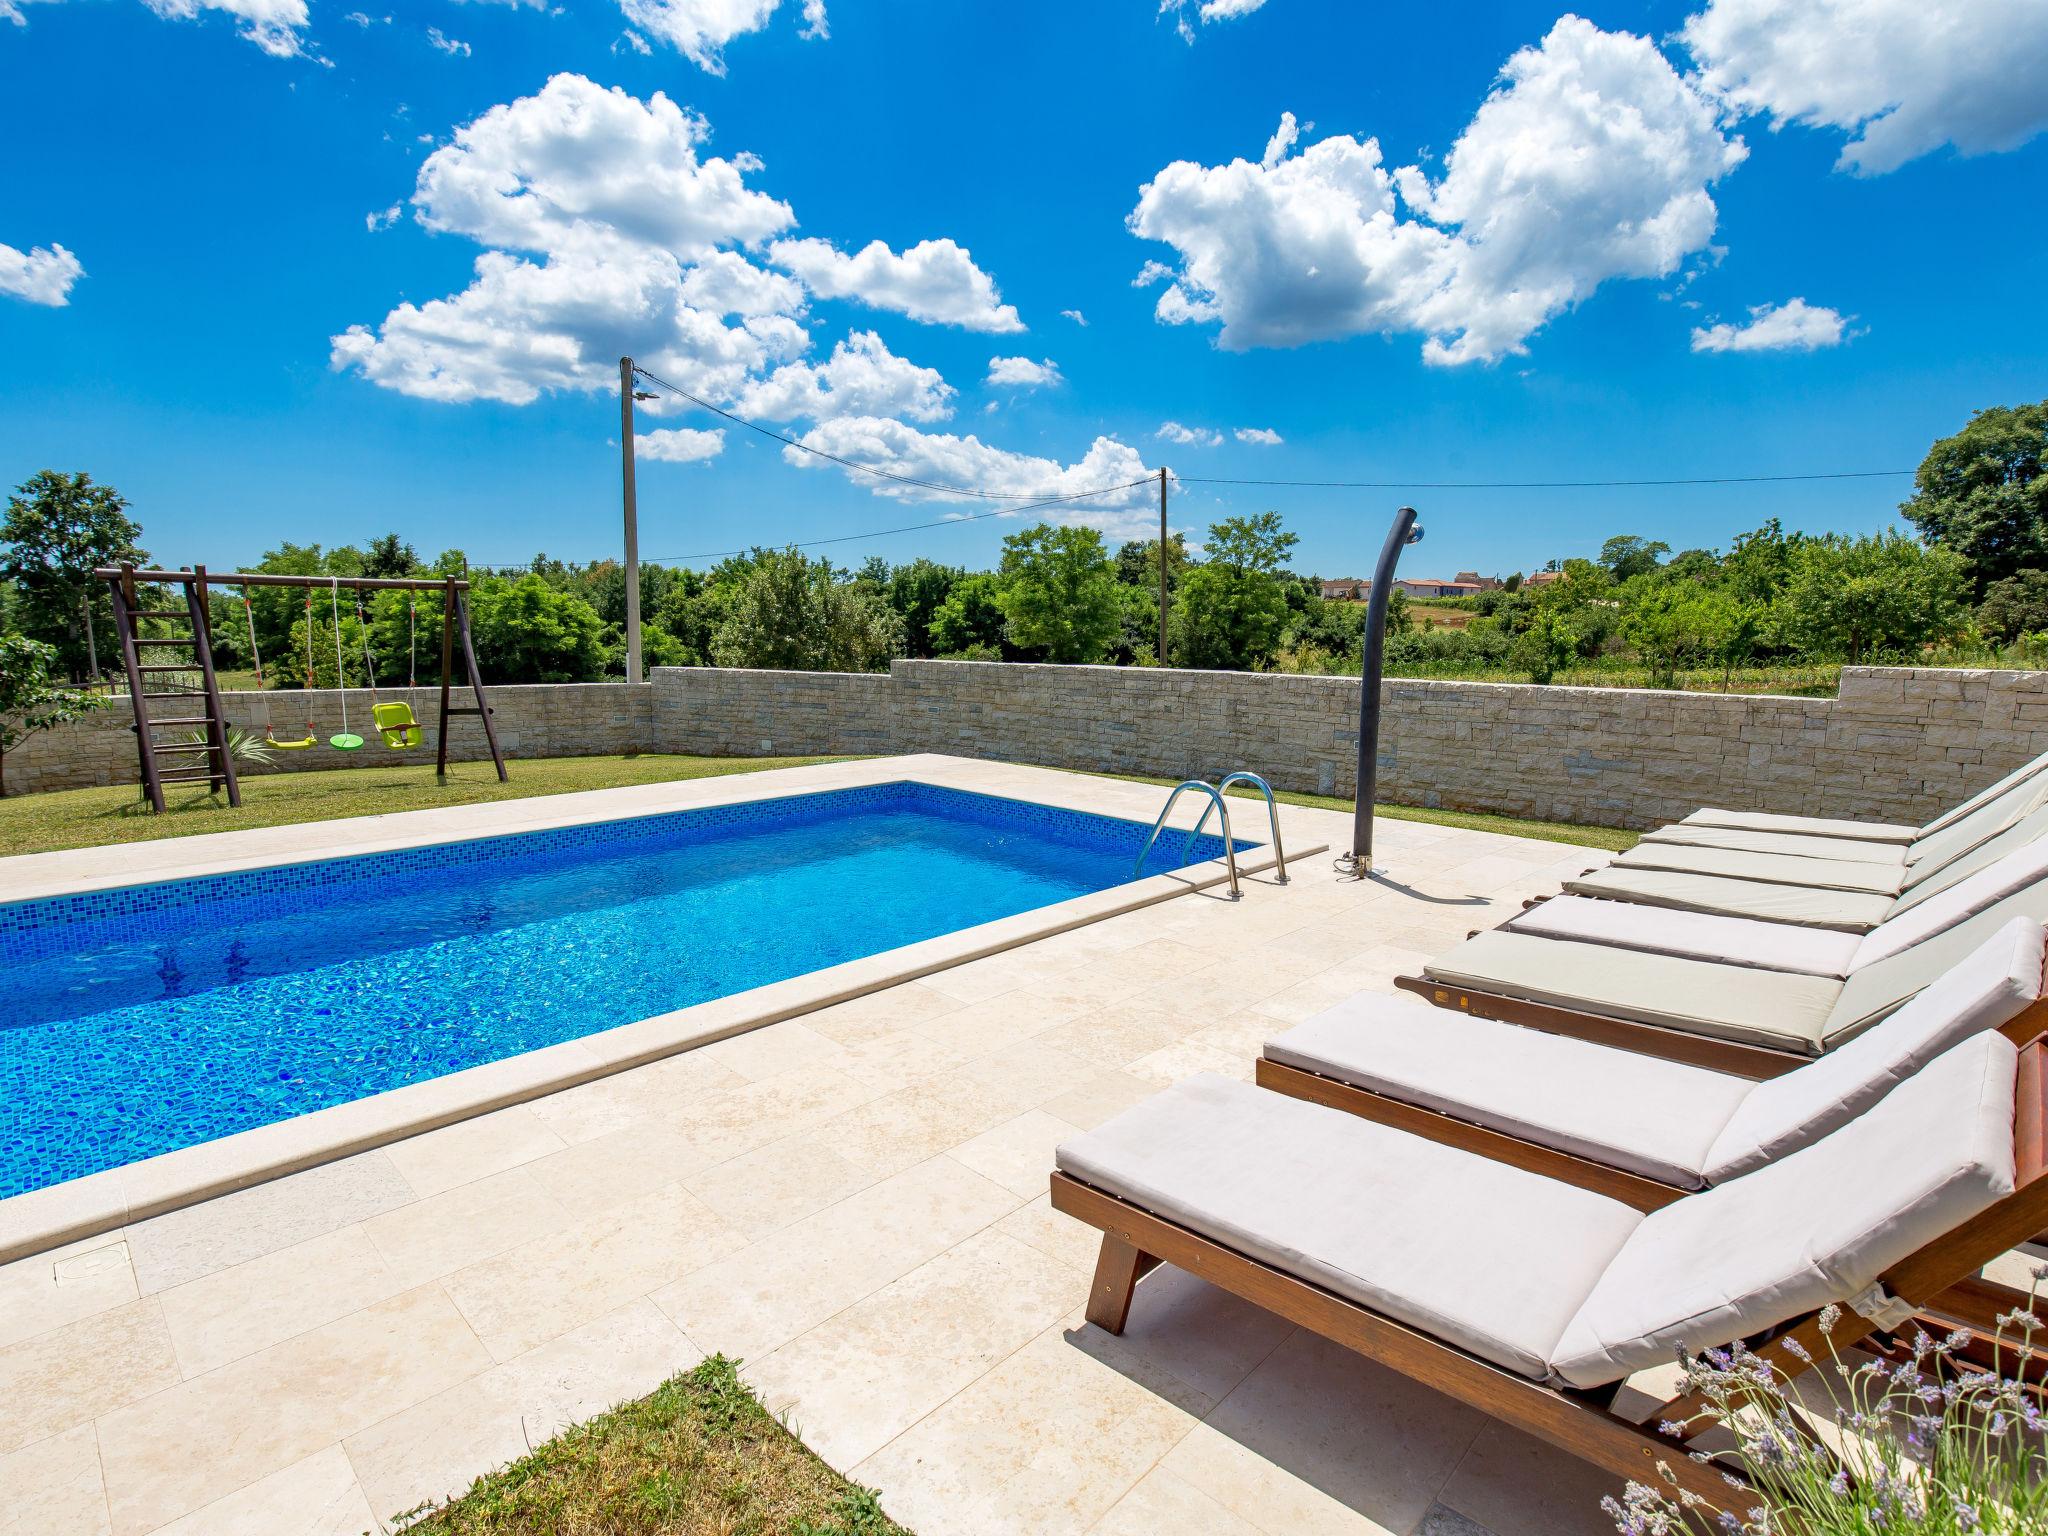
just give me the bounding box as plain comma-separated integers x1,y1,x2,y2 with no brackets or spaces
1129,17,1745,364
737,330,954,422
676,249,806,317
426,25,470,54
365,204,401,232
769,237,1023,333
1156,420,1222,447
1690,297,1852,353
1234,426,1282,444
411,74,794,262
1159,0,1266,43
986,355,1062,389
6,0,311,49
783,416,1158,534
0,242,84,306
615,0,824,73
1061,308,1087,326
613,27,650,52
342,10,388,23
637,426,725,462
1681,0,2048,175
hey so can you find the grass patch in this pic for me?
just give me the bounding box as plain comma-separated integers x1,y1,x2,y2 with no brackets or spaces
402,1355,912,1536
0,753,855,859
1094,770,1638,853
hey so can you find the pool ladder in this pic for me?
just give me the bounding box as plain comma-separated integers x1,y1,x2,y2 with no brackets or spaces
1132,772,1289,901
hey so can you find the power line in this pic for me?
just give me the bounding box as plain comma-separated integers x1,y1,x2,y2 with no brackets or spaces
631,365,1146,503
1173,469,1915,489
644,476,1159,563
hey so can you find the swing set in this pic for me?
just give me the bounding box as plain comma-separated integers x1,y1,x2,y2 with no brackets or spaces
95,563,508,813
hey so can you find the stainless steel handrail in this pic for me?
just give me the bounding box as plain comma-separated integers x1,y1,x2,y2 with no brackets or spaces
1132,779,1241,899
1188,771,1287,884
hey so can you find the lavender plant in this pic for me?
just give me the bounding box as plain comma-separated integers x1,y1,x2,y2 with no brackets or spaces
1605,1283,2048,1535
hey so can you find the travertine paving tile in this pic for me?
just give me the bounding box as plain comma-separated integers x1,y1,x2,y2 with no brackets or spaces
441,1180,741,1362
1066,1267,1294,1407
523,1122,715,1213
814,1075,1022,1179
852,1322,1203,1536
1161,1331,1484,1536
745,1230,1076,1469
158,1225,404,1377
1088,1465,1266,1535
1039,1069,1161,1131
947,1110,1083,1200
667,1063,880,1164
143,1446,374,1536
345,1298,700,1525
383,1105,568,1200
652,1155,1017,1363
124,1152,414,1294
0,1298,180,1455
0,1233,136,1351
909,990,1070,1060
683,1133,876,1239
96,1284,492,1536
0,1423,109,1536
701,1019,847,1083
1434,1423,1617,1536
954,1039,1099,1111
360,1166,576,1290
803,982,965,1044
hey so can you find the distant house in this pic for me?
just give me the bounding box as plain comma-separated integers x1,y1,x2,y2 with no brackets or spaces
1524,569,1564,588
1321,578,1368,600
1453,570,1501,591
1394,577,1485,599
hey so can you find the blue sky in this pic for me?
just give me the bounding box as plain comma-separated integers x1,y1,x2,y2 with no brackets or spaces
3,0,2045,580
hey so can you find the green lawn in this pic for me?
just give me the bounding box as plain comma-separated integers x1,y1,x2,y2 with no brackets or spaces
403,1356,911,1536
0,753,852,859
0,750,1634,859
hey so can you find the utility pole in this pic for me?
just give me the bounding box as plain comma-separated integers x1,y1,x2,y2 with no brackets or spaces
80,591,100,684
618,356,643,685
1157,467,1169,666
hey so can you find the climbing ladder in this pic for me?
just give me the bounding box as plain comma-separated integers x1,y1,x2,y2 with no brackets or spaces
103,564,240,813
1131,772,1290,900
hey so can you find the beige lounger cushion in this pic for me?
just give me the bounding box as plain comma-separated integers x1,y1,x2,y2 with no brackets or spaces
1056,1073,1644,1379
1681,808,1917,843
1640,825,1910,865
1893,805,2048,912
1922,751,2048,836
1611,843,1906,895
1507,896,1861,977
1904,776,2048,871
1851,840,2048,969
1823,880,2048,1046
1562,868,1893,931
1423,930,1841,1053
1550,1033,2018,1388
1265,992,1750,1188
1704,918,2045,1181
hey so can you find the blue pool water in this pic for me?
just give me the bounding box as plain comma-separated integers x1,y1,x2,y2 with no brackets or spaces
0,782,1245,1198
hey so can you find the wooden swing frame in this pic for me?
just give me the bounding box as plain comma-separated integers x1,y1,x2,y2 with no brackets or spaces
94,564,508,813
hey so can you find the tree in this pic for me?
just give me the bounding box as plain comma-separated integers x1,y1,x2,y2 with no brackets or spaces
1598,535,1668,582
994,524,1120,664
1900,400,2048,594
1114,532,1191,594
884,558,964,658
1172,512,1298,670
1979,569,2048,643
1512,605,1582,685
710,548,903,672
468,575,609,682
927,572,1010,657
0,632,107,794
1777,530,1967,662
1,471,147,681
1616,579,1753,689
362,533,420,579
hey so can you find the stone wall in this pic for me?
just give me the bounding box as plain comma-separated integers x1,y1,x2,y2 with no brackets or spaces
16,662,2048,832
6,683,655,797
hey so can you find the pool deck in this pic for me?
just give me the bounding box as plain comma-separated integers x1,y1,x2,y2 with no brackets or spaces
4,754,1647,1536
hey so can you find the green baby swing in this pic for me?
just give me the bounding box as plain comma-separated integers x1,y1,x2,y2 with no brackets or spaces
326,576,422,751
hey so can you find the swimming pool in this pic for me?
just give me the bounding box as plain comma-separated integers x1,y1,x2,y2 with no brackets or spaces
0,781,1247,1199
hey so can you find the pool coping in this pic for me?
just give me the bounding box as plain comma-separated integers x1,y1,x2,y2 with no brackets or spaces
0,755,1323,1264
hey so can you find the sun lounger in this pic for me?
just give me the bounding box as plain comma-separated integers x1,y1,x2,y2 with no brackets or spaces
1053,1029,2048,1507
1259,919,2047,1206
1671,746,2048,846
1513,837,2048,976
1401,875,2048,1073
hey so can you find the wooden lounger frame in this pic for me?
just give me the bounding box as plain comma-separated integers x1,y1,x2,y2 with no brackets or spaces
1053,1037,2048,1510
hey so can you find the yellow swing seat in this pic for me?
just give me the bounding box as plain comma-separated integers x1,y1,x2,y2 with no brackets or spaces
265,728,316,751
372,701,423,749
